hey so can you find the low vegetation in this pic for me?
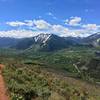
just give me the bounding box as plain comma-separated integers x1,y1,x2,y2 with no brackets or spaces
0,47,100,100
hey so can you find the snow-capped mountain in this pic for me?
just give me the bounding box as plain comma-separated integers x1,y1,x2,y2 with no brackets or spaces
12,33,76,51
34,33,51,44
1,32,100,51
83,32,100,47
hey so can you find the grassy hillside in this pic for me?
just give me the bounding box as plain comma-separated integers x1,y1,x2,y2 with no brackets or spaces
2,61,100,100
0,46,100,100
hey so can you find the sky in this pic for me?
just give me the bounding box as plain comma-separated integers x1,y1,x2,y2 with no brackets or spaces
0,0,100,38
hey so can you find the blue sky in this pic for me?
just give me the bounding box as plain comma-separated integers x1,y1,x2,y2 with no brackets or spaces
0,0,100,38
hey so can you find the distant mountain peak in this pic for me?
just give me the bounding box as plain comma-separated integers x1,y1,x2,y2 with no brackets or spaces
1,32,100,51
34,33,51,44
83,32,100,47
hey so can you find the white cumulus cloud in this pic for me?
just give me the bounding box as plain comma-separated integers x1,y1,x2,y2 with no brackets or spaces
82,24,100,30
3,19,100,38
33,19,51,30
6,21,26,27
52,25,69,35
0,30,41,38
65,16,82,26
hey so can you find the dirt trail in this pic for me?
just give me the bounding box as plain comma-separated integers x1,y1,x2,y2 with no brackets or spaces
0,64,9,100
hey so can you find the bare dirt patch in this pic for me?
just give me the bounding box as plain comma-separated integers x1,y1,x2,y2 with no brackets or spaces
0,64,9,100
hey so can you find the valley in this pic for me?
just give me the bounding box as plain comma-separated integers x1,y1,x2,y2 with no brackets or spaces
0,0,100,99
0,33,100,100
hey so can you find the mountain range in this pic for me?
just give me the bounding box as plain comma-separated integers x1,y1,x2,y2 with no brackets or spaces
0,32,100,51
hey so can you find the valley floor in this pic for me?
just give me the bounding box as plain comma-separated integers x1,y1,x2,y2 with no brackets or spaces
0,47,100,100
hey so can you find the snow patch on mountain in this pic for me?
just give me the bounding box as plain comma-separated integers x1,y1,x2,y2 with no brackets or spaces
34,33,51,44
